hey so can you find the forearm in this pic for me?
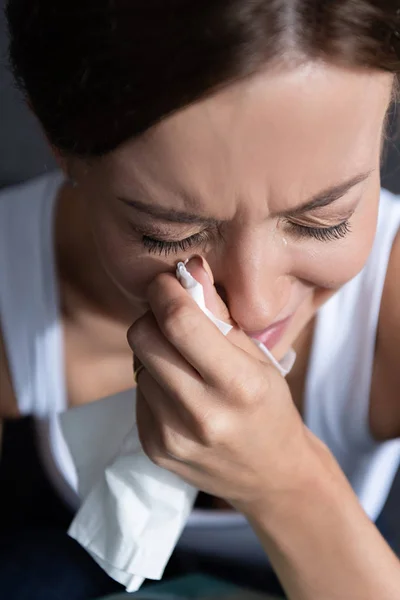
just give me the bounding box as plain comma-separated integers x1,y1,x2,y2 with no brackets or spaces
246,436,400,600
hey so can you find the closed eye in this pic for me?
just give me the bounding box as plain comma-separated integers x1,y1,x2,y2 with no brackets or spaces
141,230,212,256
288,219,351,241
140,218,351,256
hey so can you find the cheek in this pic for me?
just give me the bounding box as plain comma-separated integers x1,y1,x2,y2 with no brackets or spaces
293,199,379,290
91,211,175,302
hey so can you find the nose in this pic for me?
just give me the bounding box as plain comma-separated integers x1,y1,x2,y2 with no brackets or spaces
213,245,291,333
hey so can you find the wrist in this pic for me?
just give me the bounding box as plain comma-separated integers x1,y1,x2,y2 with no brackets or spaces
241,429,344,527
241,432,400,600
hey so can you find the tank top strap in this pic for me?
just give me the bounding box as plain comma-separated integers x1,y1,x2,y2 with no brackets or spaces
306,189,400,451
304,189,400,520
0,172,66,417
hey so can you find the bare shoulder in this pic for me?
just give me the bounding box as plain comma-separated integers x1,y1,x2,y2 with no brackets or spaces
0,322,20,419
370,226,400,441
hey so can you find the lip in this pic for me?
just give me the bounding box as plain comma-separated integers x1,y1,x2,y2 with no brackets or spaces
246,316,292,350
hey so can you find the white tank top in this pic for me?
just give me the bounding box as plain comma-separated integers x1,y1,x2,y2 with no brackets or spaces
1,171,400,566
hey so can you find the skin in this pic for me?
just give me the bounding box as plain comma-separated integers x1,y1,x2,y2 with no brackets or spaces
61,62,387,353
1,60,400,598
48,61,392,412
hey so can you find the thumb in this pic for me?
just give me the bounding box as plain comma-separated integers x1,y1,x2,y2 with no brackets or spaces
185,256,233,325
185,255,272,363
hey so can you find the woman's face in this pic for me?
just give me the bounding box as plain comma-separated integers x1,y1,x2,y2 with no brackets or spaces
70,62,393,358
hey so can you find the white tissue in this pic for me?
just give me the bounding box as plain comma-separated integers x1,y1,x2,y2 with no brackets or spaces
176,262,296,377
63,262,296,592
176,261,233,336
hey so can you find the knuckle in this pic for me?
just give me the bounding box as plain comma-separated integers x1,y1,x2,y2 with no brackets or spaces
128,315,147,348
221,370,252,406
159,426,188,460
216,356,245,392
141,435,167,469
150,453,166,469
128,312,155,351
141,435,158,461
232,365,270,409
256,364,275,397
197,411,233,447
162,298,197,340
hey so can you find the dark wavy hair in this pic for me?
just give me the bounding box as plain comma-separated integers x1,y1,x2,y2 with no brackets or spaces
6,0,400,157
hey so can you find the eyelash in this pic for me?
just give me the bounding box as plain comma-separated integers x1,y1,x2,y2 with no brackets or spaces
142,230,212,256
141,220,351,256
288,219,351,242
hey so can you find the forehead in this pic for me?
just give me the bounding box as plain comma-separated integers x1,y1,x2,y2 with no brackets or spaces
103,62,393,217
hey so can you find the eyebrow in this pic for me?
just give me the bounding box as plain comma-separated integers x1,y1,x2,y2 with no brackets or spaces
117,170,373,225
117,195,222,226
282,170,373,217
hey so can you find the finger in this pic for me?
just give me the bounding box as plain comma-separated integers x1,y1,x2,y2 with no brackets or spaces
186,256,275,363
131,314,245,441
136,385,164,463
186,256,232,324
148,262,270,380
133,355,144,386
137,392,208,485
136,371,198,463
129,311,204,397
146,272,256,385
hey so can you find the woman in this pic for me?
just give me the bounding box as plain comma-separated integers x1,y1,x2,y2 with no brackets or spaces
2,1,400,598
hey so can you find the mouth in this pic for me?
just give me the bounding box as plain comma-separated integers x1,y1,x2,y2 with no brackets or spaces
245,316,292,350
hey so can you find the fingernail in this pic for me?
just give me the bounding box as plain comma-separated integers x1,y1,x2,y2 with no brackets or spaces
185,255,214,285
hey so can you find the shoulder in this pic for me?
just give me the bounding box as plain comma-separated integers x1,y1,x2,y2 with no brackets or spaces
0,172,63,420
370,223,400,441
0,324,20,419
0,171,64,212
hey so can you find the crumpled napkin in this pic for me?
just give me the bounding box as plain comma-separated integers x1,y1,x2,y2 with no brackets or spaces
61,262,296,591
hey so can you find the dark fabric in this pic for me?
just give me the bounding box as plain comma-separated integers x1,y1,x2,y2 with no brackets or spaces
0,418,72,533
0,419,125,599
0,528,124,600
0,419,285,599
1,418,397,600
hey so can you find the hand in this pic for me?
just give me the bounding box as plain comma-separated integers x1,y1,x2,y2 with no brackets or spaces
128,256,313,516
